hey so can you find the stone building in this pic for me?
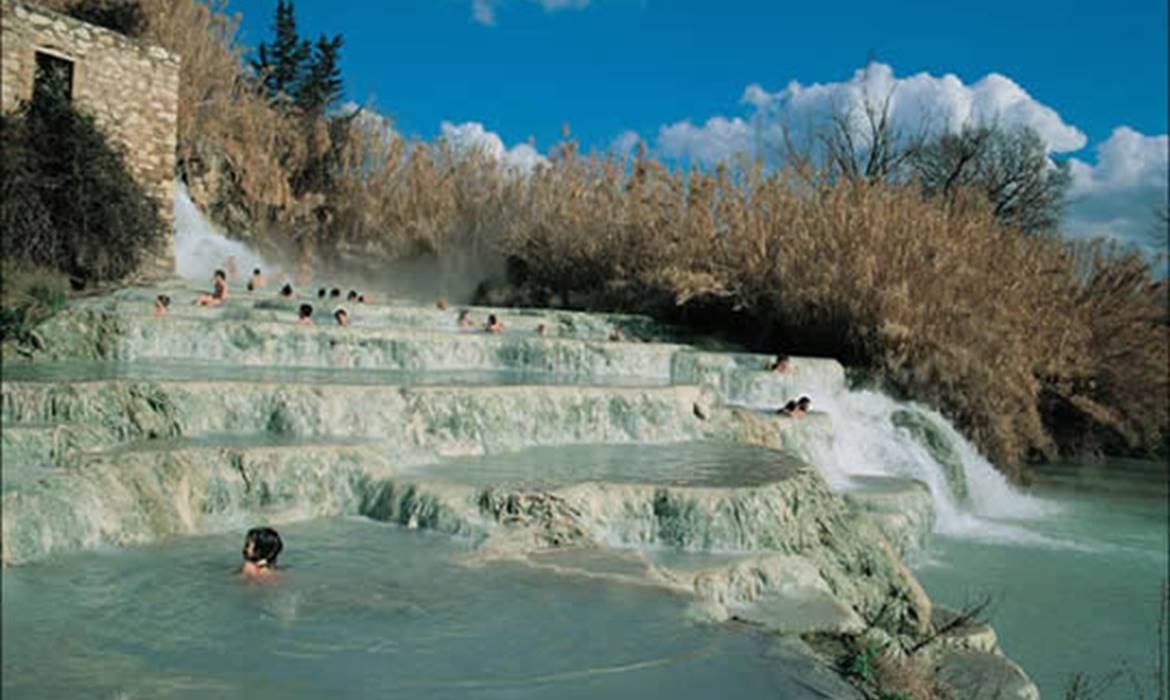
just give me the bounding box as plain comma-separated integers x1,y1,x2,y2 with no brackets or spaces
1,0,179,275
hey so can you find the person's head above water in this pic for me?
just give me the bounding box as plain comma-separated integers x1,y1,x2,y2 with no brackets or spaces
797,396,811,408
318,288,326,299
330,288,341,298
156,294,171,308
242,527,283,572
347,290,358,301
213,269,226,281
280,283,294,298
253,268,261,276
334,308,348,326
298,303,313,319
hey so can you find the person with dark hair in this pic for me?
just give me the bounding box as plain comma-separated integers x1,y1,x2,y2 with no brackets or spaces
334,308,349,327
436,298,448,311
794,396,812,417
357,294,368,304
536,323,547,337
297,303,313,325
195,270,229,306
485,314,503,334
247,268,265,292
329,288,341,299
241,527,283,579
777,399,798,416
280,283,295,298
768,354,791,373
318,288,327,299
457,309,472,329
346,290,358,302
154,294,171,318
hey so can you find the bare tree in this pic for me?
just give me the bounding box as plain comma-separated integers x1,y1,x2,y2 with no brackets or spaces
911,123,1071,234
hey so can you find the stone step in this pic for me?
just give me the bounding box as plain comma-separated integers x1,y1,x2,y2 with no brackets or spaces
1,379,713,449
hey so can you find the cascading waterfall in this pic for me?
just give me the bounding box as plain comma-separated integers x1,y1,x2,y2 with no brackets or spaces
735,369,1062,546
173,181,274,282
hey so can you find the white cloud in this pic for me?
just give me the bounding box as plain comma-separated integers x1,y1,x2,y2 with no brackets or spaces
657,116,753,164
439,121,546,174
656,62,1087,166
611,129,641,155
471,0,589,26
1065,127,1169,253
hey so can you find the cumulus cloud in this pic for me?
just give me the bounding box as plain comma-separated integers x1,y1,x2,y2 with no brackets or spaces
1065,127,1169,253
655,62,1087,167
611,129,642,156
657,116,753,164
439,121,546,174
471,0,589,26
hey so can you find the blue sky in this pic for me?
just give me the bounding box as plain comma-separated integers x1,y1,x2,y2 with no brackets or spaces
228,0,1168,249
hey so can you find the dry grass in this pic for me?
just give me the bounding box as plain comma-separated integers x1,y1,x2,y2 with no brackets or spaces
873,650,953,700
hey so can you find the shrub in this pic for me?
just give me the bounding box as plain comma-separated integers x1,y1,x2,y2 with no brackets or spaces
0,91,167,287
0,262,70,342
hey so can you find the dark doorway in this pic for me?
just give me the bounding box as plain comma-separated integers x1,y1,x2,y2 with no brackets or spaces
33,51,74,104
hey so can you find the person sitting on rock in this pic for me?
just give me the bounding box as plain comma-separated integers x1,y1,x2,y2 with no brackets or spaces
154,294,171,318
768,354,791,373
334,308,349,327
241,527,282,580
329,288,341,299
279,283,295,299
247,268,265,292
296,303,313,325
485,314,503,334
457,309,472,328
777,399,797,416
195,269,229,307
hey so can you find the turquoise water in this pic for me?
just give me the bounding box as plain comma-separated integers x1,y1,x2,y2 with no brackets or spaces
916,459,1169,699
1,518,830,699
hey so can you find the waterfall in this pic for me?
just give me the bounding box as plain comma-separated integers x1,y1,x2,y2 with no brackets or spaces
173,182,275,283
738,368,1060,545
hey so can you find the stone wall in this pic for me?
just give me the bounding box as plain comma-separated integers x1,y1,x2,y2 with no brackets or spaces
1,0,179,276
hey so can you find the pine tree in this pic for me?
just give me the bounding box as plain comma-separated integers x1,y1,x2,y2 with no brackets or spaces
252,0,309,104
296,34,344,114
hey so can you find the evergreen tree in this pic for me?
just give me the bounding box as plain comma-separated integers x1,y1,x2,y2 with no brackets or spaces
296,34,344,114
252,0,309,103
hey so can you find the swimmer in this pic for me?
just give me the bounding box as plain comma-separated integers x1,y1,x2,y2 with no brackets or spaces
777,400,797,416
334,308,349,327
346,290,358,302
457,310,472,328
485,314,503,334
329,288,341,300
195,270,229,306
279,283,295,299
318,288,327,299
154,294,171,318
768,354,792,373
249,268,266,291
436,298,448,311
241,526,282,579
793,396,811,418
536,323,547,337
296,303,313,325
608,327,624,342
357,294,368,304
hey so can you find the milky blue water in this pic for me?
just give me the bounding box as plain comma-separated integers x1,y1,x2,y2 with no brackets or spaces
2,518,827,700
916,459,1169,699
